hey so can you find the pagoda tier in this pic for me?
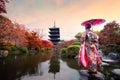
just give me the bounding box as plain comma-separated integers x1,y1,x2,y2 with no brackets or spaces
49,38,60,41
49,27,59,31
49,35,60,38
49,31,60,34
49,40,60,45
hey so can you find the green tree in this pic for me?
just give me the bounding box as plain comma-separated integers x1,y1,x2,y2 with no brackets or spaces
75,32,82,40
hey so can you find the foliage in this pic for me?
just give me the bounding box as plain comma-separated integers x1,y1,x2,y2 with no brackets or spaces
72,41,81,45
100,44,120,55
114,45,120,53
5,46,12,51
39,40,53,48
11,46,17,51
59,39,76,48
60,40,80,58
0,15,14,47
5,46,17,51
20,47,28,53
25,30,41,49
66,45,80,57
13,23,29,47
61,47,67,54
0,0,11,13
99,21,120,54
94,30,100,34
75,32,82,40
0,16,53,52
99,21,120,45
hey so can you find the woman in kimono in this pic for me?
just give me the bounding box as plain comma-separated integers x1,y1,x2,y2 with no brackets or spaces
80,24,102,73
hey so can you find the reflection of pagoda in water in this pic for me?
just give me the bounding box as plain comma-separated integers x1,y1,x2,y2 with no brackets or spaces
48,54,60,80
49,22,60,45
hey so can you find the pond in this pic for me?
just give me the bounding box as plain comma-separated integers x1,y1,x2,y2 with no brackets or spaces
0,51,120,80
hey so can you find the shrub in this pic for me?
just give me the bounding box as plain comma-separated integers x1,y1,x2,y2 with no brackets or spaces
100,44,120,55
114,45,120,54
11,46,17,51
4,46,15,51
61,48,67,54
66,45,80,58
63,45,68,48
20,47,28,53
6,46,12,51
72,41,81,45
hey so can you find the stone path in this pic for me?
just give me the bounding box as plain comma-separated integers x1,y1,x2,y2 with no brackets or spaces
79,70,105,80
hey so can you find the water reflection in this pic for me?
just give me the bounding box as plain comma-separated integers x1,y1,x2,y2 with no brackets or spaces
0,53,51,80
61,57,82,70
48,54,60,80
62,57,120,80
0,51,120,80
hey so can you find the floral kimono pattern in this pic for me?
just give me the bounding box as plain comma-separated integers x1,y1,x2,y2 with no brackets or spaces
80,30,102,73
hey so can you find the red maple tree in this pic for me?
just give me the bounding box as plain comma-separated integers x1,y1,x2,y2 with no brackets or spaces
0,0,11,13
99,21,120,46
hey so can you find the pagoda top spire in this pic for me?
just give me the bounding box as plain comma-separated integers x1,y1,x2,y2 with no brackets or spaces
53,21,56,27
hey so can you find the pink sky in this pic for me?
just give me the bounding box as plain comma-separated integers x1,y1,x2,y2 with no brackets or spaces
4,0,120,40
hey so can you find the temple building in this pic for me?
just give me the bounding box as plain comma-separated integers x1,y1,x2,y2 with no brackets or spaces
48,22,60,45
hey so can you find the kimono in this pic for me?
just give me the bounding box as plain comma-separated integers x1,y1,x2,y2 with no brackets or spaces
79,30,102,73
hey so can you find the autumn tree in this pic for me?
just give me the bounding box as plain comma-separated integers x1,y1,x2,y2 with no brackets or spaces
0,15,14,48
0,15,53,51
99,21,120,54
59,39,76,48
99,21,120,45
25,31,41,49
40,40,53,48
13,23,28,47
0,0,10,13
0,16,28,48
14,23,43,49
13,23,53,49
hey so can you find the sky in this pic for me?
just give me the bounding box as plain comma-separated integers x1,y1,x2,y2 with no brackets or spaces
3,0,120,40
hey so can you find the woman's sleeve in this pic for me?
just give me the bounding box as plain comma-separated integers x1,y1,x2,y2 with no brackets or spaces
89,31,99,42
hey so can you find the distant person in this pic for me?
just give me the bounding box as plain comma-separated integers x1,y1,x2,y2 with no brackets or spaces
79,24,102,73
